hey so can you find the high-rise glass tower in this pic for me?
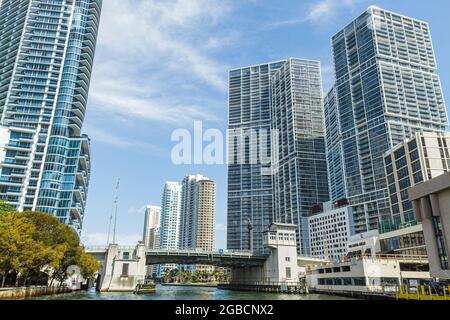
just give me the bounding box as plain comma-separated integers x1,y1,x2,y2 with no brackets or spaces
0,0,102,233
159,181,182,275
328,6,448,234
227,60,286,254
271,58,330,255
324,86,347,203
160,182,182,251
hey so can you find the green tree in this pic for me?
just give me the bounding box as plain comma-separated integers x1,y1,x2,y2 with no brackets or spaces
0,213,41,287
78,251,100,281
0,211,101,287
0,200,14,217
20,211,79,285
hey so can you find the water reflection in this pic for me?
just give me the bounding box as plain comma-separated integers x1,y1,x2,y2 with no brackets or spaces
30,285,353,300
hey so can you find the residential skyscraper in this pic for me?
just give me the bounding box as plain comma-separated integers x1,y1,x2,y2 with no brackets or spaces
0,0,102,233
179,175,216,252
159,181,182,275
271,58,330,255
143,205,161,276
159,182,182,251
324,86,347,203
327,6,448,234
143,205,161,249
227,60,286,254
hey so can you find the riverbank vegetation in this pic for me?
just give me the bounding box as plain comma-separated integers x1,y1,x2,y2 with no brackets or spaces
0,202,99,288
160,268,230,284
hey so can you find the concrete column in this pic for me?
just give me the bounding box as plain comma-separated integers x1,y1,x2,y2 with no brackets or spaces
418,197,442,278
420,197,432,220
412,200,422,222
429,194,441,217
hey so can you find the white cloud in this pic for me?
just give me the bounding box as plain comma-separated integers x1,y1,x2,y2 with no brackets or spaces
216,223,227,232
88,0,233,126
321,64,336,92
81,232,142,246
306,0,365,22
82,124,166,154
267,0,366,28
128,205,148,215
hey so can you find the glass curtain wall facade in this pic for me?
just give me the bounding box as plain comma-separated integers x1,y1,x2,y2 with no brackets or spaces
160,181,182,251
324,86,347,202
0,0,102,233
329,6,448,235
159,181,182,274
227,60,285,254
271,58,330,255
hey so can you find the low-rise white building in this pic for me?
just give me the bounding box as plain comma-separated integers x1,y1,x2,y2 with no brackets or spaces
308,202,351,261
306,254,430,295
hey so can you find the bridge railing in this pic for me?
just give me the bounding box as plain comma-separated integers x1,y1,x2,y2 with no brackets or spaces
145,249,255,257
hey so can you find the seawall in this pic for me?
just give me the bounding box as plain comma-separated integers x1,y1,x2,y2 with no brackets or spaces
0,286,74,300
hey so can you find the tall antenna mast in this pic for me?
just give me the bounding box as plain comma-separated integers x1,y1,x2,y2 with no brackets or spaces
112,178,120,245
106,208,113,246
106,179,120,246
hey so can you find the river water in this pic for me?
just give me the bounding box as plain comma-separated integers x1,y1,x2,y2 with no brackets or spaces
28,284,353,300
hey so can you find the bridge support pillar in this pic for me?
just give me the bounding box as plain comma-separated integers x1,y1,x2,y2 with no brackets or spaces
99,243,147,292
227,223,301,292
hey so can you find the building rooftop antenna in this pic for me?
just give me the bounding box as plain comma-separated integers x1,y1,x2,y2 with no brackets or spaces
112,178,120,245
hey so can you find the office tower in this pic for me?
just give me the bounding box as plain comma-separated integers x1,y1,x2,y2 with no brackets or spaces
271,58,330,255
227,60,286,254
328,6,448,234
159,181,182,275
179,175,216,252
143,205,161,249
383,132,450,230
0,0,103,233
308,202,351,261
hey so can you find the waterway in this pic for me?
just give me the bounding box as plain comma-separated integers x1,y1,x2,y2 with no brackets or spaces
28,284,353,300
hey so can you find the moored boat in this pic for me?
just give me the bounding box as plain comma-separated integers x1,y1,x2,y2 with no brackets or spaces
134,279,156,294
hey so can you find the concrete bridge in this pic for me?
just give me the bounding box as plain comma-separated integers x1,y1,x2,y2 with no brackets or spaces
145,249,267,267
86,223,328,292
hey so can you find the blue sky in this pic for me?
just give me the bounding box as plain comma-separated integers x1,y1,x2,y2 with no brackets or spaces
80,0,450,248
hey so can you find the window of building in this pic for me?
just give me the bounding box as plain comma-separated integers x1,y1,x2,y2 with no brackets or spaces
353,278,366,286
123,252,130,260
121,263,129,277
342,266,351,272
286,267,291,279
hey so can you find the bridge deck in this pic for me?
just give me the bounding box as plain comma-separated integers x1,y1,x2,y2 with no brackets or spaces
146,250,268,267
